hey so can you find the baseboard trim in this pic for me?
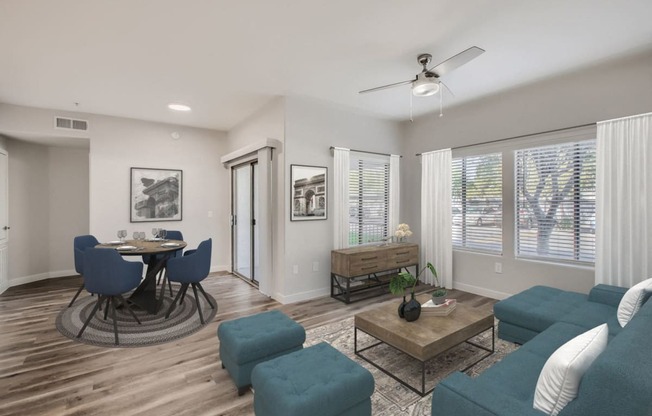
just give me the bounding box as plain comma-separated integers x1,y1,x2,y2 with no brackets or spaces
9,269,77,288
210,265,229,273
452,282,512,301
273,287,330,304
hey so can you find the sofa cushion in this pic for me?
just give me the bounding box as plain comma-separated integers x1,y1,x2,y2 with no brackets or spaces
558,301,622,338
480,322,587,403
533,324,608,416
494,286,587,334
617,278,652,327
558,299,652,416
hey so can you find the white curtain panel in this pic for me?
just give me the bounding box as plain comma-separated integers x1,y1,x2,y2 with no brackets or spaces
333,147,350,250
420,149,453,288
388,154,401,235
596,112,652,287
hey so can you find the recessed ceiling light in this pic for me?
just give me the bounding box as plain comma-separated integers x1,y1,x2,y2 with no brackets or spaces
168,103,191,112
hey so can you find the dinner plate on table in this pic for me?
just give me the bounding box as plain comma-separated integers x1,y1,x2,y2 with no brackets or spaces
146,238,165,242
116,245,138,251
106,240,122,245
161,242,181,248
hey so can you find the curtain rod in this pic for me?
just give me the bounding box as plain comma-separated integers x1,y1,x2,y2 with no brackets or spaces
415,122,596,156
329,146,402,158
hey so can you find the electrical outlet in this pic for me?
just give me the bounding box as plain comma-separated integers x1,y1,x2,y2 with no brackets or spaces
312,261,319,272
494,262,503,274
293,265,299,274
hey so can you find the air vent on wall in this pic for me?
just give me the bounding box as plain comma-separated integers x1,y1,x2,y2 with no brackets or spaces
54,116,89,131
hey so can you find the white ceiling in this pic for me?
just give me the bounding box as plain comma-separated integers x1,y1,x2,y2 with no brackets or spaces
1,0,651,131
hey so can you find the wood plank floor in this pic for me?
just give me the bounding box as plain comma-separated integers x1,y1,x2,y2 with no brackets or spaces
0,273,496,416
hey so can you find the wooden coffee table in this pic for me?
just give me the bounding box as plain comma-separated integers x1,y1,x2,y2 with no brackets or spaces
354,293,494,396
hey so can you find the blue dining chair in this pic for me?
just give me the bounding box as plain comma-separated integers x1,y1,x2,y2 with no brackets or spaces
143,230,184,295
69,235,100,308
77,248,143,345
164,238,215,324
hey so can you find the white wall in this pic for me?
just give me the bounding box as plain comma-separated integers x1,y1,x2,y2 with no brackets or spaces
48,147,90,272
4,139,88,285
282,96,402,302
401,50,652,298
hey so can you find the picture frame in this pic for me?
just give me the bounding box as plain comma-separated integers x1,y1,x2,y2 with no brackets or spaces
291,164,327,221
130,167,183,222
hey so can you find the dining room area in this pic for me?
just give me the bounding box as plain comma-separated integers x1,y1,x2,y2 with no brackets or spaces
58,228,216,347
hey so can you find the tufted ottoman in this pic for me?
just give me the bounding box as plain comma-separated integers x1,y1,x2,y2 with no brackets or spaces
217,310,306,395
251,342,375,416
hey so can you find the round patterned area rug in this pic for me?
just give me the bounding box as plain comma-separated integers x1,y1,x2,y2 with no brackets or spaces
56,291,217,348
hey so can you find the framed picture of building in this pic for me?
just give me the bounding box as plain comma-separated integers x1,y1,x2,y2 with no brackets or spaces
130,167,182,222
291,164,327,221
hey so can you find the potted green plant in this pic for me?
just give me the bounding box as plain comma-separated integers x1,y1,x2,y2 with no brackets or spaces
389,262,439,321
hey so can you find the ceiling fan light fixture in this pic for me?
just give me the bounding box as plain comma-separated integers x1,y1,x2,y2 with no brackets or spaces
412,75,440,97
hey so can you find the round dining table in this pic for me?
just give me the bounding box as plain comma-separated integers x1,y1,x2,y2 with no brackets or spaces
95,239,187,314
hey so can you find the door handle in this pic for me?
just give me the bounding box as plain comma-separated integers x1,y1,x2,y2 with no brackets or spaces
2,226,9,230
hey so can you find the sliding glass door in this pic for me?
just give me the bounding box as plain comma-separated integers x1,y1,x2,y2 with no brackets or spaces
232,161,259,285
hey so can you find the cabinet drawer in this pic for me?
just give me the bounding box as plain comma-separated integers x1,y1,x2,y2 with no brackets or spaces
387,246,418,268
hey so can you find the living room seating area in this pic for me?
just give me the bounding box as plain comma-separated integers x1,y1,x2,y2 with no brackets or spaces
431,283,652,415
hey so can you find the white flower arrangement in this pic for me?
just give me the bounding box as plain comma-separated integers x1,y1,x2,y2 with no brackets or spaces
394,223,413,239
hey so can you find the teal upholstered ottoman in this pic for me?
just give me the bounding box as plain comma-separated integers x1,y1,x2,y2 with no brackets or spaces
251,342,375,416
217,310,305,395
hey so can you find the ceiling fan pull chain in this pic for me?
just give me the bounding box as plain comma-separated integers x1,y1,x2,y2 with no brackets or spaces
439,86,444,117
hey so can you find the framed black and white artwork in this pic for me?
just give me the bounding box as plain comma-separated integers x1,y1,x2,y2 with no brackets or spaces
130,167,183,222
291,164,327,221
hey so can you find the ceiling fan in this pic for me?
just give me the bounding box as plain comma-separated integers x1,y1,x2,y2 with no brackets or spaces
358,46,485,97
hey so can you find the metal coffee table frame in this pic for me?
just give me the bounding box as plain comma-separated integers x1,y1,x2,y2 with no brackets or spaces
354,324,495,397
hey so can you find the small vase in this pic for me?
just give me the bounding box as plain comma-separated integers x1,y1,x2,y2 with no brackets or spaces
398,295,407,318
403,292,421,322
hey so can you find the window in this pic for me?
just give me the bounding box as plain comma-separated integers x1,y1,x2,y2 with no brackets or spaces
349,153,390,245
452,153,503,253
515,140,596,263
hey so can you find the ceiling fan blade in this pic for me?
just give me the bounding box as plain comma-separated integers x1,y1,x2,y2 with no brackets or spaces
428,46,485,77
358,79,414,94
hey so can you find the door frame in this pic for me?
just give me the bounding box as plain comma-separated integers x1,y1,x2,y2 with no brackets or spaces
230,159,258,285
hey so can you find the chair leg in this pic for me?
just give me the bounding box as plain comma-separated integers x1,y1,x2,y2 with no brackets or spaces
68,282,85,307
165,283,187,319
117,294,141,325
77,295,103,338
156,268,164,286
103,296,111,320
179,284,189,304
191,284,205,325
110,297,119,345
167,272,173,297
195,283,215,310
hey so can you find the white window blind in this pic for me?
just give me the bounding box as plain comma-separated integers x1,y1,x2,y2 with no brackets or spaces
452,153,503,253
515,140,596,263
349,153,390,245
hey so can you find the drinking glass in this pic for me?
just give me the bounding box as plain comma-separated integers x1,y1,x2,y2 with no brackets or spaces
119,230,127,242
139,231,146,240
152,228,159,239
159,229,167,240
133,231,139,240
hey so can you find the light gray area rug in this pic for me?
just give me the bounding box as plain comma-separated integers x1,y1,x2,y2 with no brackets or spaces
306,316,518,415
56,291,217,348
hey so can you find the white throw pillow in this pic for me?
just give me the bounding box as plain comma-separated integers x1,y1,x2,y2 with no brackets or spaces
533,323,608,416
617,278,652,327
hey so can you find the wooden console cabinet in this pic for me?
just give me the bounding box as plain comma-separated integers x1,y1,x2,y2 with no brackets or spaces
331,243,419,303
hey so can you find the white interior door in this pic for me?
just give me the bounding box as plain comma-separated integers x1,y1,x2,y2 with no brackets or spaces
0,150,8,290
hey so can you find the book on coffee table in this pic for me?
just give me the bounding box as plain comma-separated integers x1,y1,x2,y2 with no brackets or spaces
421,298,457,316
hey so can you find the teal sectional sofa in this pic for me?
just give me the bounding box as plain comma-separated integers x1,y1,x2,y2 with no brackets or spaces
431,284,652,416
